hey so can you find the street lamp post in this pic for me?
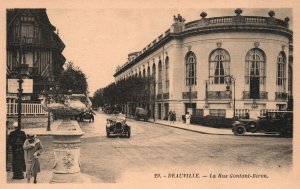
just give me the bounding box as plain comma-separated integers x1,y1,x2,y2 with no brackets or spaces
226,75,236,118
46,76,54,131
17,37,29,131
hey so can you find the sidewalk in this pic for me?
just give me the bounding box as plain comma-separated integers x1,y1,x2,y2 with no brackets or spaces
6,170,101,183
146,118,279,137
148,119,233,135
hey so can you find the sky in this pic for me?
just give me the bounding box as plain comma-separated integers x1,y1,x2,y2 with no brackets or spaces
46,8,292,96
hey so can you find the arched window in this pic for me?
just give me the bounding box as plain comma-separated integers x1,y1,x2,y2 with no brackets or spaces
158,60,163,94
143,68,146,77
209,48,230,84
147,66,150,77
277,52,286,87
165,56,169,93
185,51,197,85
152,63,156,80
245,48,266,99
245,48,266,84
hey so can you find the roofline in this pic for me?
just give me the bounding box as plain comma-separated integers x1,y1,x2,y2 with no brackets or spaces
114,23,292,77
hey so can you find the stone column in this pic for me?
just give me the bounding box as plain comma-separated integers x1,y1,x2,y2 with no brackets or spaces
50,119,84,183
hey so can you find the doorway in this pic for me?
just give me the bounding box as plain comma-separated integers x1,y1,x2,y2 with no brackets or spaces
250,77,259,99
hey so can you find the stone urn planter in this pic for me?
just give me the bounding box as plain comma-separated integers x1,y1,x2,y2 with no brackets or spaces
41,93,90,183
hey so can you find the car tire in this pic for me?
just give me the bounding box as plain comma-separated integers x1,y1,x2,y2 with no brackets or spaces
127,129,131,138
106,132,110,138
280,129,293,138
233,125,246,135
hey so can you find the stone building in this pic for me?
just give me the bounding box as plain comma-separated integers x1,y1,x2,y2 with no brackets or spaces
114,9,293,120
6,9,65,103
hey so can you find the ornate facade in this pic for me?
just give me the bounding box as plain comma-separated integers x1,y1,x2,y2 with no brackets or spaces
114,9,293,119
6,9,65,102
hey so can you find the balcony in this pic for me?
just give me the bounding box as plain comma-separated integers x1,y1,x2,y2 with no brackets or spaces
11,37,41,45
275,92,288,100
243,91,268,99
156,93,162,100
182,91,197,99
163,92,169,99
207,91,231,100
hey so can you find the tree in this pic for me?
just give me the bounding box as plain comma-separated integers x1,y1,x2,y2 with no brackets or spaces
93,76,151,114
59,61,88,94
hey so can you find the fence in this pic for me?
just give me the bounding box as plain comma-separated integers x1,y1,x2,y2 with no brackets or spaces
7,103,47,116
235,109,280,118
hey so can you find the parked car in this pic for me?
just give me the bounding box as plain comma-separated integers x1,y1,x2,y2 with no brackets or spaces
76,110,95,122
232,110,293,137
106,113,131,138
135,107,148,121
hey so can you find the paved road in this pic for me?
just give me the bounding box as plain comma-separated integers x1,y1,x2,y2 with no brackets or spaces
77,112,292,183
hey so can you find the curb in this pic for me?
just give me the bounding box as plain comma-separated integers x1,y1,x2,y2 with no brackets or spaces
148,121,233,136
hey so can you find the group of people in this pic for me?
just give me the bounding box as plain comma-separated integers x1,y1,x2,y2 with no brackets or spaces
168,111,176,124
7,122,43,184
168,111,192,125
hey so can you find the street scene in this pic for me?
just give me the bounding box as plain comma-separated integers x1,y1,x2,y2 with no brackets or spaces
7,111,292,183
4,4,295,187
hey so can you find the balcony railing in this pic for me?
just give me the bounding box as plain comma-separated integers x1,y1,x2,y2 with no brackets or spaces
163,92,169,99
184,15,289,30
182,91,197,99
11,37,41,45
243,91,268,99
156,93,162,100
275,92,288,100
207,91,231,100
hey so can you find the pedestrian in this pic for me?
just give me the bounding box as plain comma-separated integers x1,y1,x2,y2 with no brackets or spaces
168,111,173,124
8,122,26,179
23,134,43,184
185,112,191,125
172,111,176,124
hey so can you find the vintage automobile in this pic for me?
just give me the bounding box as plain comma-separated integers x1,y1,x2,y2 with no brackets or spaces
76,110,95,122
106,113,131,138
232,110,293,137
135,107,149,121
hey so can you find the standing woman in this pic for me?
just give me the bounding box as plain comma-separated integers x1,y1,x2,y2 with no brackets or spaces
23,134,43,184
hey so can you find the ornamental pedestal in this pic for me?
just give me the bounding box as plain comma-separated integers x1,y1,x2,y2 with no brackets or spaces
40,92,91,183
50,119,84,183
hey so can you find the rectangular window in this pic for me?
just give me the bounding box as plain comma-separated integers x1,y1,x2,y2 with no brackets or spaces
209,109,226,117
21,24,34,41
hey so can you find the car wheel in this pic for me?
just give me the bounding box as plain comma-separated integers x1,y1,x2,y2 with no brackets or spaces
233,125,246,135
127,129,131,138
280,129,293,138
106,132,110,138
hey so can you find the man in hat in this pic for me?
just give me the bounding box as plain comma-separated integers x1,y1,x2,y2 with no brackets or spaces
23,134,43,184
8,122,26,179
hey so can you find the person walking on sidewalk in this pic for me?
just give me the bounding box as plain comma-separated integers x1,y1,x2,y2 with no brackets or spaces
23,134,43,184
171,111,176,124
185,112,191,125
168,110,173,124
8,122,26,179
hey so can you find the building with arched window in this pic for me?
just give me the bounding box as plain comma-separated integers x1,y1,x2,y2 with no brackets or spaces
114,9,293,120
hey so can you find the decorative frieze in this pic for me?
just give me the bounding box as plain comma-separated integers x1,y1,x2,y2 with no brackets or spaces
62,152,74,169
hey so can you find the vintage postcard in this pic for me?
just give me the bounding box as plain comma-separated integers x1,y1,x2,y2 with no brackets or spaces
0,0,299,188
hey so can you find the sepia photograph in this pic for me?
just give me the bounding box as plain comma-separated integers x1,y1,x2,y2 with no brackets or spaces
1,0,299,188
